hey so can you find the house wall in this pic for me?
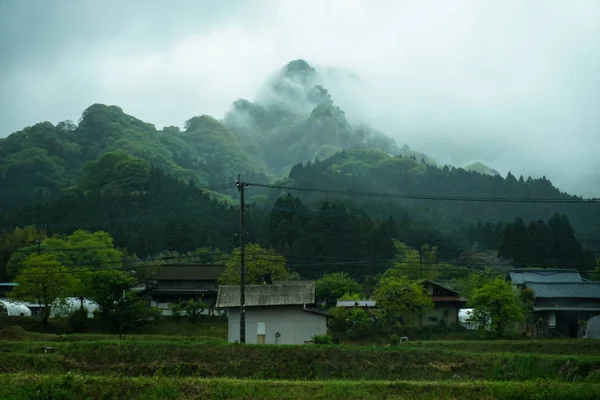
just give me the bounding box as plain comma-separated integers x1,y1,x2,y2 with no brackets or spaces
226,306,327,345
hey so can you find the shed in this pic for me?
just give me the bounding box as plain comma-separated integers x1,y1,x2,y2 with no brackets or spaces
216,282,328,344
0,299,32,316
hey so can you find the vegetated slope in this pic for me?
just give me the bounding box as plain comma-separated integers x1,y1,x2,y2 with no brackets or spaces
0,153,240,259
463,161,500,176
223,59,403,175
0,104,267,210
277,149,600,254
1,59,598,262
0,59,408,210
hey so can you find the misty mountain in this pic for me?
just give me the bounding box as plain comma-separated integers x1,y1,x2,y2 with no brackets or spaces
0,59,411,209
223,60,400,174
1,59,598,260
463,162,500,177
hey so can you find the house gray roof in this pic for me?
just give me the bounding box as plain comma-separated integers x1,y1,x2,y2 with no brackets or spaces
508,269,583,285
525,282,600,299
216,282,316,308
336,300,377,307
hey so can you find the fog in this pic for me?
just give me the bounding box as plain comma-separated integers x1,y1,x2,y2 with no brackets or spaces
1,0,599,197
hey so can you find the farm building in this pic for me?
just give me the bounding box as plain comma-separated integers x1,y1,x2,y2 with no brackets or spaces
421,280,468,326
216,281,328,344
144,264,225,315
507,269,600,337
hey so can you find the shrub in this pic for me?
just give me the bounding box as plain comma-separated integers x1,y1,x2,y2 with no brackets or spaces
0,325,27,340
312,334,334,344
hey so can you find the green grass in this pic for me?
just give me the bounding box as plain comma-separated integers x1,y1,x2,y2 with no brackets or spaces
2,374,600,400
1,340,600,382
0,315,228,338
401,339,600,355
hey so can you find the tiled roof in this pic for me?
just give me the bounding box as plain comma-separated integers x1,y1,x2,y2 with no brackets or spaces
508,269,583,284
525,282,600,299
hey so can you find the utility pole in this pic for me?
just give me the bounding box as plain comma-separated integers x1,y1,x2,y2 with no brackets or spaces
237,174,247,344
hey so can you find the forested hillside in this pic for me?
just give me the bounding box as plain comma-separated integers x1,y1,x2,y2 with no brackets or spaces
0,59,598,282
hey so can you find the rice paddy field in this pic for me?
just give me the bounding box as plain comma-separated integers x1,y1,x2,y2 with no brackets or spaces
1,321,599,399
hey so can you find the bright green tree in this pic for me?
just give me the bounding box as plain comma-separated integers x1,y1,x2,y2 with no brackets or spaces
220,243,291,285
383,240,439,281
373,276,433,330
467,278,524,336
315,272,362,308
86,269,155,337
9,253,75,329
7,230,126,310
328,306,374,339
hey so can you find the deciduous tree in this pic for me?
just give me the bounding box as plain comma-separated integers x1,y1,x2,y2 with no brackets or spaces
467,278,524,336
315,272,362,308
373,276,433,330
220,243,291,285
9,254,74,329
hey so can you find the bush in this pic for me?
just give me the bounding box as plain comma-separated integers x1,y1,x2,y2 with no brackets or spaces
69,308,89,333
328,306,376,339
0,325,27,340
312,334,334,344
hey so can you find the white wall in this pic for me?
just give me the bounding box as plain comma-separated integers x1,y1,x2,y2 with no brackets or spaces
227,306,327,345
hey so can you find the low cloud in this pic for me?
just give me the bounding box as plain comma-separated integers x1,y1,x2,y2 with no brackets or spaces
1,0,599,196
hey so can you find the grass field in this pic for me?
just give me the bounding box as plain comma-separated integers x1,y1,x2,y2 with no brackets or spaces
1,319,600,399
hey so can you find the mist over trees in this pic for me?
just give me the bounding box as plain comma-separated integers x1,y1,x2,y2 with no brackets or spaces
0,59,598,283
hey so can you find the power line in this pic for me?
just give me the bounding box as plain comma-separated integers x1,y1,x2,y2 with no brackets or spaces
248,182,600,204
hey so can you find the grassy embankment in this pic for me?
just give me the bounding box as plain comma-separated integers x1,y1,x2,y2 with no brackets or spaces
2,374,600,400
2,319,600,399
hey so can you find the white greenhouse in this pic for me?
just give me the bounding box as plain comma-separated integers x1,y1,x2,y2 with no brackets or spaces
585,315,600,339
0,299,32,316
51,298,99,318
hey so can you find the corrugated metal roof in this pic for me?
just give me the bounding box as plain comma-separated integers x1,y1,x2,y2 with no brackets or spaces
336,300,377,307
216,282,315,308
508,269,583,284
525,282,600,299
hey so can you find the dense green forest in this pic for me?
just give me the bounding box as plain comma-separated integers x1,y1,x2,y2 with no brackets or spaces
0,59,598,282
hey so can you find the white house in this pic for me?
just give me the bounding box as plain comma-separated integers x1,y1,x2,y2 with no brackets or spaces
216,281,328,345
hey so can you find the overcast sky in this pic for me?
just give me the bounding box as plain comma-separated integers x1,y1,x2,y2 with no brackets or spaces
1,0,600,197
